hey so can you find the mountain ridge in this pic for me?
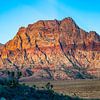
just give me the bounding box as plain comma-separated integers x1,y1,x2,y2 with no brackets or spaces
0,17,100,80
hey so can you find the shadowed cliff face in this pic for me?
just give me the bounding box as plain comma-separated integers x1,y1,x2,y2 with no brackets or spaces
0,17,100,80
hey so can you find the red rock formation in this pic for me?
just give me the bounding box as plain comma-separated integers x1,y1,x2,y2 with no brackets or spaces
0,17,100,80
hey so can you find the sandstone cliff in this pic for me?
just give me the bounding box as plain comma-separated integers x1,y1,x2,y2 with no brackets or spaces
0,17,100,80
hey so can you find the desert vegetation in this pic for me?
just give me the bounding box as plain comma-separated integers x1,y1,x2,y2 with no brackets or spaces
0,75,83,100
0,70,100,99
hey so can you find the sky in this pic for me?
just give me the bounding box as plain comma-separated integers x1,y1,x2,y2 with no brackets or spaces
0,0,100,44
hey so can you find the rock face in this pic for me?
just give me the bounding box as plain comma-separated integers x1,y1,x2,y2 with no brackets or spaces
0,17,100,80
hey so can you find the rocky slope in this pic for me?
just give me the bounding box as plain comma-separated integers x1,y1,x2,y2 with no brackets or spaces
0,17,100,80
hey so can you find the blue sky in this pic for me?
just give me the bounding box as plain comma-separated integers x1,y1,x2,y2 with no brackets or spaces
0,0,100,44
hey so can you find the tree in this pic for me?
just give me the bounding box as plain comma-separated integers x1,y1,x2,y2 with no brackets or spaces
45,82,53,90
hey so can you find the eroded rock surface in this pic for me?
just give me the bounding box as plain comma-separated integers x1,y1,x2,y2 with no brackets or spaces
0,17,100,80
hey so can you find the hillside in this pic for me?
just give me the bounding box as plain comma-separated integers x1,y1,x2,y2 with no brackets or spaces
0,17,100,80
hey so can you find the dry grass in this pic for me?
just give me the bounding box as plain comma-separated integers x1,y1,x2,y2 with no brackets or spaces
21,79,100,99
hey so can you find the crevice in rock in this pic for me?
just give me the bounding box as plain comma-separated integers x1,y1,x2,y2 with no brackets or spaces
83,55,91,63
30,57,34,64
68,49,83,68
35,40,50,64
38,32,43,38
25,32,32,46
6,58,19,70
37,54,44,64
43,67,54,79
23,49,28,61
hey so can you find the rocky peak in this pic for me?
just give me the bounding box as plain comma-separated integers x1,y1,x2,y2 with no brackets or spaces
60,17,79,30
17,27,26,35
61,17,77,25
88,31,100,42
59,17,80,43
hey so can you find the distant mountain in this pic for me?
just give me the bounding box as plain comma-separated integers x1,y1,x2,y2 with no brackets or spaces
0,43,3,51
0,43,3,46
0,17,100,80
